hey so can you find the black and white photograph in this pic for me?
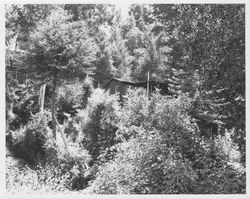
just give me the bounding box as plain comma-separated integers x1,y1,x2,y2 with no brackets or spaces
4,1,247,196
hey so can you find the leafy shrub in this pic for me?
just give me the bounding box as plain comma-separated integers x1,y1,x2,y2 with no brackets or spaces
230,128,246,164
120,89,196,159
192,128,245,194
80,88,120,160
93,127,198,194
7,87,40,130
184,128,245,194
6,163,71,193
8,111,51,166
214,129,241,163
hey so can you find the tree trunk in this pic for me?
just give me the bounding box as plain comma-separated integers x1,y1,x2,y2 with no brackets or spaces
51,69,58,140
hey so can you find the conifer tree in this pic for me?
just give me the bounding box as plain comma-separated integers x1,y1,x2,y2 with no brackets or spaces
21,7,98,139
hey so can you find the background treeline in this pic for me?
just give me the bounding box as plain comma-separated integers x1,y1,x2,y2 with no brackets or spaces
5,4,245,194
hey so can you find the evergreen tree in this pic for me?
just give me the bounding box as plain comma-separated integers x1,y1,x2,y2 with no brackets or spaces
20,7,98,139
151,4,245,157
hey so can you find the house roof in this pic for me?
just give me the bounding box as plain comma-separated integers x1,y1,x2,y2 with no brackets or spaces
104,78,149,89
104,78,168,89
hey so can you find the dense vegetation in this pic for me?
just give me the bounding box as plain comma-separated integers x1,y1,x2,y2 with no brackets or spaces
6,4,245,194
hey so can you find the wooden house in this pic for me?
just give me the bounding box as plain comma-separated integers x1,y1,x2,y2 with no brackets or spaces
104,78,169,99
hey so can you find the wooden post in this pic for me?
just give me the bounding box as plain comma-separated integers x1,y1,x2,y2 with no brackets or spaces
39,83,46,115
51,69,58,140
147,71,150,100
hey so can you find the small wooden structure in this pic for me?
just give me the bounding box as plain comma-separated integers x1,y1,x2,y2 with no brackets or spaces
104,78,168,98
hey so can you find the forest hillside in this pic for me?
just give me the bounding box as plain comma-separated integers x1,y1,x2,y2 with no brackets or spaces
5,4,245,194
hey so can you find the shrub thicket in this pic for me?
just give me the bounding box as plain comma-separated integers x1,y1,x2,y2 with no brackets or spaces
92,89,245,194
6,86,245,194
